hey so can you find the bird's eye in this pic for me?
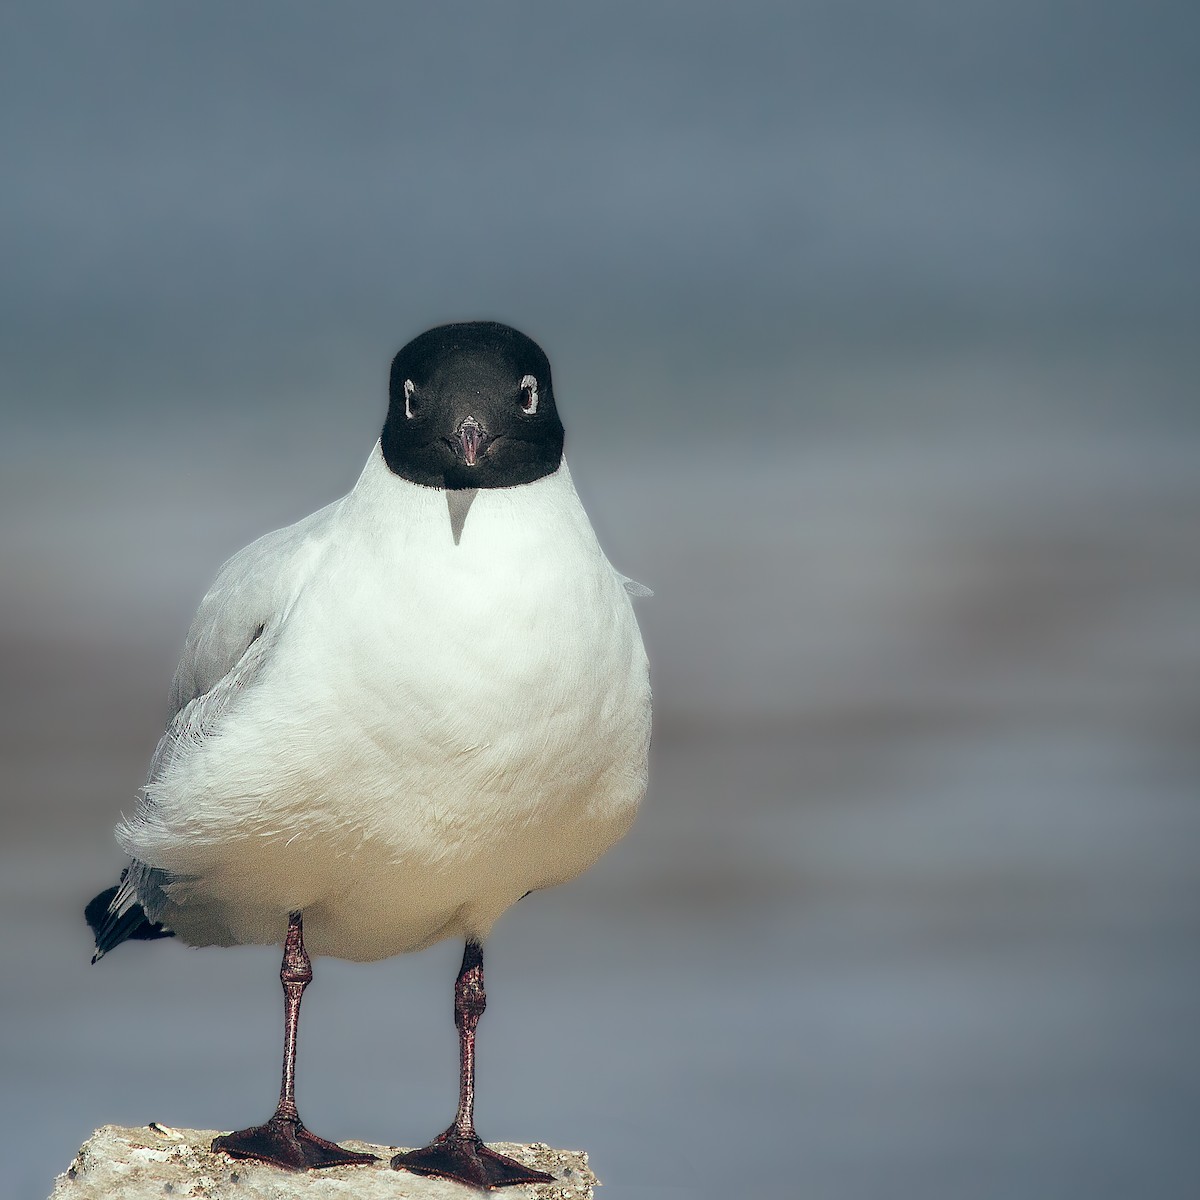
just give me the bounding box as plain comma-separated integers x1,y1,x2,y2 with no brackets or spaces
519,375,539,415
403,379,417,419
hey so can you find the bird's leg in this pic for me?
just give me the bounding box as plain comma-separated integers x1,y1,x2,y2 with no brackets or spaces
392,941,555,1188
211,911,375,1170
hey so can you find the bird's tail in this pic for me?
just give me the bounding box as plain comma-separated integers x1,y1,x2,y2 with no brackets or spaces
85,867,174,962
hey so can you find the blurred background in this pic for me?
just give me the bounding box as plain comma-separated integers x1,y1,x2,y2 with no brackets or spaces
2,3,1198,1198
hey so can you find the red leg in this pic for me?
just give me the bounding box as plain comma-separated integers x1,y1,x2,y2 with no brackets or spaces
211,912,375,1170
392,941,555,1188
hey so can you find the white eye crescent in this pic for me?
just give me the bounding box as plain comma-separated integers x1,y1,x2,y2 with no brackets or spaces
403,378,416,419
520,374,538,414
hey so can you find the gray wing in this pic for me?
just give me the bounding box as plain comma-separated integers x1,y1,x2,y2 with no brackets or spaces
123,622,276,929
152,508,332,782
92,595,279,952
166,502,339,715
96,503,338,944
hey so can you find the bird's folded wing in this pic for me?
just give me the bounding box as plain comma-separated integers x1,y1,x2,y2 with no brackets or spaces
167,501,338,714
92,593,283,951
144,624,276,795
126,501,340,831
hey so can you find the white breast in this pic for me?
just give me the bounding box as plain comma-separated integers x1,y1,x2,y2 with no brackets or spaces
128,448,651,960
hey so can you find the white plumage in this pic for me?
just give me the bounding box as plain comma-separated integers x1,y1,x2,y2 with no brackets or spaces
116,445,650,961
90,321,648,1183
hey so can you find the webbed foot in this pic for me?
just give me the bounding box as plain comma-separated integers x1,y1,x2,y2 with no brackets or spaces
392,1128,555,1189
212,1113,376,1170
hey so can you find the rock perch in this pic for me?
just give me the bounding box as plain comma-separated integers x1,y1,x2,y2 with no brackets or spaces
50,1124,597,1199
83,322,651,1187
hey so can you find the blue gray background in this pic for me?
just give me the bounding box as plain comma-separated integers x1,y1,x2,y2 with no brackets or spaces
2,3,1198,1198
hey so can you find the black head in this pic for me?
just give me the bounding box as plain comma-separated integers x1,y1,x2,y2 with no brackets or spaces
381,321,565,490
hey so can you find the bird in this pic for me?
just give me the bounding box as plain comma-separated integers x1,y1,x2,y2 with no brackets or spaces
85,321,652,1189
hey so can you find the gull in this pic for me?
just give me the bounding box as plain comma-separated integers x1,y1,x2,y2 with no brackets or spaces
86,321,651,1188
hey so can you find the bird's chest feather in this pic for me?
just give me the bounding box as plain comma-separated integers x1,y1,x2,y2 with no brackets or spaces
256,482,647,839
315,533,618,740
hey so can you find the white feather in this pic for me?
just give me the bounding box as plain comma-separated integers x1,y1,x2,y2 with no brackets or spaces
117,445,651,961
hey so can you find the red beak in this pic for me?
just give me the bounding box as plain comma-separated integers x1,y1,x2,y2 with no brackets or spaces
456,417,485,467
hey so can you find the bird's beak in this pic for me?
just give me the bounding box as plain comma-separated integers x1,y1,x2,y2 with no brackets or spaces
455,416,486,467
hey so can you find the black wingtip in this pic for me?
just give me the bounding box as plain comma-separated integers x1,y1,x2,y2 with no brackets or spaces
84,885,119,937
85,877,174,961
